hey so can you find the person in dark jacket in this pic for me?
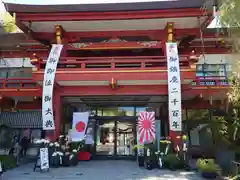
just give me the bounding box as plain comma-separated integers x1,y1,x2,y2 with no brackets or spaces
20,136,29,157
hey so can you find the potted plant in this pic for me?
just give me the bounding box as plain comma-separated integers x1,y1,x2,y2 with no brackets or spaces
62,152,71,166
143,142,158,170
196,158,221,179
160,139,172,155
70,149,79,166
48,143,55,166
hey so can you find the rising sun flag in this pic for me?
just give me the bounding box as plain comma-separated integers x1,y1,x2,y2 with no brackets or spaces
138,111,156,144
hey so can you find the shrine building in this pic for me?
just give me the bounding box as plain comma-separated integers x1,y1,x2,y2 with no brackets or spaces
0,0,231,157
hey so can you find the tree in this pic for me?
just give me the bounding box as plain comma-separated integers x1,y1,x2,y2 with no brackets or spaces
220,0,240,51
0,12,17,33
215,0,240,143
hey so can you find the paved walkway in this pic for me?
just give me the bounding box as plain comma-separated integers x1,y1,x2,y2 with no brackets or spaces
1,160,203,180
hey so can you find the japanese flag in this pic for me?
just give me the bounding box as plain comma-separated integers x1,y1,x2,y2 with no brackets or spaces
71,112,89,142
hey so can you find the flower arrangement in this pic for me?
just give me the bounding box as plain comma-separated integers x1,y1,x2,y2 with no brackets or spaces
35,138,50,145
33,134,84,168
52,151,64,157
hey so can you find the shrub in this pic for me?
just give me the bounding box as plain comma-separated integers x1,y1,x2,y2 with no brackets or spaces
163,154,184,169
0,155,17,170
196,158,221,174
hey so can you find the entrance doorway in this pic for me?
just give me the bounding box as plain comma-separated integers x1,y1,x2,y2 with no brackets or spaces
96,120,115,156
95,118,136,157
116,121,135,156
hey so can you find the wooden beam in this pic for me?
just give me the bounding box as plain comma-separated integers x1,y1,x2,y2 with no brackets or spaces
33,28,218,42
32,70,195,82
16,8,207,22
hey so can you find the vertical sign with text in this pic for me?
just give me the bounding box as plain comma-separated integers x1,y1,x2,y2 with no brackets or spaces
42,44,63,130
166,42,182,131
40,148,49,170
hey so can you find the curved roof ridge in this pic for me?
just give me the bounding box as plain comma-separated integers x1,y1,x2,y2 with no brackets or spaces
4,0,206,13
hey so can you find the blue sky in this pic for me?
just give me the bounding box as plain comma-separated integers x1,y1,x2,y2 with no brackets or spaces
2,0,172,5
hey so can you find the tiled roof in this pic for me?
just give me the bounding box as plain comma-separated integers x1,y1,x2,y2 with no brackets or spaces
0,111,42,128
4,0,206,13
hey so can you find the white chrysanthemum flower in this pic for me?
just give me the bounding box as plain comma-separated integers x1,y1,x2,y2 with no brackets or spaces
72,149,77,153
35,139,42,144
59,135,64,138
69,154,74,160
57,152,64,156
44,139,50,144
49,143,54,147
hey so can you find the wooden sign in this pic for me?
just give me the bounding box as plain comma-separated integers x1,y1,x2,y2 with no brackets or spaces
34,148,50,172
0,161,2,173
40,148,49,170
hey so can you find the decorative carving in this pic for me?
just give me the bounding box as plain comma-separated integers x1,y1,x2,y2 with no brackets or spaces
137,41,159,47
102,38,127,43
71,43,92,48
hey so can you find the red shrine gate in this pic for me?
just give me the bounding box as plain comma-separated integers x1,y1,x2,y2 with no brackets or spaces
0,0,229,148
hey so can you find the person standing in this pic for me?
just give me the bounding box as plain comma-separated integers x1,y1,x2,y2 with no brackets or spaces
9,135,18,156
20,136,29,157
14,142,22,166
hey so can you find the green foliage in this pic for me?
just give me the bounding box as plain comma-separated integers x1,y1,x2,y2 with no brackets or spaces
0,155,17,170
143,143,158,162
160,140,173,154
163,154,184,169
69,140,87,151
0,12,17,33
220,0,240,27
196,158,221,174
219,0,240,52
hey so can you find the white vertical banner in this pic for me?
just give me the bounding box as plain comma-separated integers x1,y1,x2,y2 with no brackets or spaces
42,44,63,130
71,112,90,142
166,42,182,131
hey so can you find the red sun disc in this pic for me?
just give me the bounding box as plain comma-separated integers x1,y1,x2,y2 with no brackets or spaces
75,121,86,132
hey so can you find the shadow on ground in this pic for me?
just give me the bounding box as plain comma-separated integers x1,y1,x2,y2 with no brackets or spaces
1,160,203,180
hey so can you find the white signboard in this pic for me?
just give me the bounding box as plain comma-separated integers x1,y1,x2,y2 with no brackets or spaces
71,112,89,142
40,148,49,170
166,42,182,131
42,44,63,130
0,161,2,172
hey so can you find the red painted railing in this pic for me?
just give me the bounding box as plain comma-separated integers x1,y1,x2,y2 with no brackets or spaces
193,76,229,86
38,56,194,70
0,78,40,89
